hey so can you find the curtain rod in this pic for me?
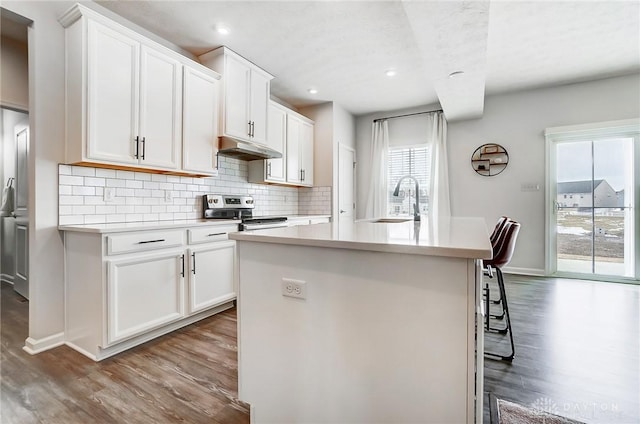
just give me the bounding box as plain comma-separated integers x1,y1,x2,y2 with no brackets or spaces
373,108,443,123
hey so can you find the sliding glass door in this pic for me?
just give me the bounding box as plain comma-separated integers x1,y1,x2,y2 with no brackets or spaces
546,120,639,282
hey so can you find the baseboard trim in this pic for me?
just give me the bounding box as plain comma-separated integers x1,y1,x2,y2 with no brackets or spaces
503,267,545,276
23,332,65,355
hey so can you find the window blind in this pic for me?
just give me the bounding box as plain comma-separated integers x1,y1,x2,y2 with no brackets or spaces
387,146,431,216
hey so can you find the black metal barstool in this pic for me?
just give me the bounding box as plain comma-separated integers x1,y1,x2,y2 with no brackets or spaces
483,219,520,362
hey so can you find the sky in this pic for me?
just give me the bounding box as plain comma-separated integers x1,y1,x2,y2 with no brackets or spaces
556,138,633,192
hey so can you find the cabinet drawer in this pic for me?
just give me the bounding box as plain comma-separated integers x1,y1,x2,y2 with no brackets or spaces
188,225,238,244
107,230,184,255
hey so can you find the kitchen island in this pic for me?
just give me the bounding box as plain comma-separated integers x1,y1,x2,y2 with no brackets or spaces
230,217,492,423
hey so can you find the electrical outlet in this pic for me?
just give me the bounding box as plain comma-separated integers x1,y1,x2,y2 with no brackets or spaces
282,278,306,299
103,187,115,202
164,190,173,203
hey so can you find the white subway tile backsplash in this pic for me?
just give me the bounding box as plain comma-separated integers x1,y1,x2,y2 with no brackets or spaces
60,195,84,205
71,166,95,177
116,170,135,180
72,186,95,196
106,178,126,188
134,172,151,181
58,160,325,225
59,165,73,175
96,169,117,178
72,205,95,215
84,177,106,187
60,175,84,186
126,180,143,189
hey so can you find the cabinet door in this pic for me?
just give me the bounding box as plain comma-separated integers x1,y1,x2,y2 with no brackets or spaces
286,114,301,184
182,67,219,174
223,55,251,141
188,241,236,314
300,121,314,186
249,69,270,146
87,20,139,164
138,46,182,169
266,104,286,182
107,251,185,345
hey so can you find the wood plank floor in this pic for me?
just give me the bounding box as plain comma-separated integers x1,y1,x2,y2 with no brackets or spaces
2,276,638,423
483,274,640,424
0,283,250,424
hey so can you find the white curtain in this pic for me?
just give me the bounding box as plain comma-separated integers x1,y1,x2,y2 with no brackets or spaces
427,111,450,219
364,120,389,219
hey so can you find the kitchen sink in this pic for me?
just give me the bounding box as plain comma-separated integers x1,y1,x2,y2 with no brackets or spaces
372,218,413,223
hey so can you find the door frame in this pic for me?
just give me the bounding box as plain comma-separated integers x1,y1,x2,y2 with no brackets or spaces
544,118,640,283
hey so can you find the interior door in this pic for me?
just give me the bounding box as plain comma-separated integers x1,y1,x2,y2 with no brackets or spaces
138,46,182,169
338,144,355,224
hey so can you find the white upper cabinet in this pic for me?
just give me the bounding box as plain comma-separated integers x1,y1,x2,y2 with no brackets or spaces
286,114,314,187
286,114,302,184
249,102,313,186
86,20,140,165
182,67,220,175
266,103,287,182
198,47,274,147
300,120,314,187
138,46,182,169
60,4,220,176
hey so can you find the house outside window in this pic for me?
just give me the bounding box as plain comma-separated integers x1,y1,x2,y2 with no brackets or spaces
387,145,430,216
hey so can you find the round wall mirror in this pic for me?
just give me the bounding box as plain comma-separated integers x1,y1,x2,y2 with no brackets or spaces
471,143,509,176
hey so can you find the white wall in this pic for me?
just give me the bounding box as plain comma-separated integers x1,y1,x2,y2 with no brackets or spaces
355,74,640,273
0,35,29,110
448,74,640,273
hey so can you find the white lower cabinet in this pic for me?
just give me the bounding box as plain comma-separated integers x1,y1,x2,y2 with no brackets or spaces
63,224,237,361
107,250,185,345
188,241,236,314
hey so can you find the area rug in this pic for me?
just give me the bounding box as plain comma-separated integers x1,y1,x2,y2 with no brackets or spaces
490,394,585,424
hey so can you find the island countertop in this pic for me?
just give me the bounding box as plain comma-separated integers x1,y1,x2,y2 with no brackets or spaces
230,217,492,259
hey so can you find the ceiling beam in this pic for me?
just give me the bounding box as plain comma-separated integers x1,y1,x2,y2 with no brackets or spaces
401,0,490,121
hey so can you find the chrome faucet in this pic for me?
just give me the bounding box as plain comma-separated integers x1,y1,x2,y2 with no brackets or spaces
393,175,421,221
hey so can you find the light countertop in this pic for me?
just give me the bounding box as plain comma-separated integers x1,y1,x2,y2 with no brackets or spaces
57,215,331,234
230,217,492,259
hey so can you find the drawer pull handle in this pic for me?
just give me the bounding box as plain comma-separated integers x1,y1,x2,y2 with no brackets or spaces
192,253,196,275
180,254,185,277
137,239,165,244
207,232,226,237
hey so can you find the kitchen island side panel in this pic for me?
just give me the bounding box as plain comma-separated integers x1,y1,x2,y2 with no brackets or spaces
237,241,476,423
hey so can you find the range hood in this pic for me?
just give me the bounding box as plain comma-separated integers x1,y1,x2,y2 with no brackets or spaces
218,137,282,161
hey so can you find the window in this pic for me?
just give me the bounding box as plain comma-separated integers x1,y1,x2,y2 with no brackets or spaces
387,145,431,216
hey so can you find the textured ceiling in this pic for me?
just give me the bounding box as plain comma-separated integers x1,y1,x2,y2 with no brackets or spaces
96,0,640,120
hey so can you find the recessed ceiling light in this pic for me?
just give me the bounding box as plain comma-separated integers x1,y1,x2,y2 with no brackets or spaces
448,71,465,79
216,25,230,35
385,69,397,77
308,88,318,94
